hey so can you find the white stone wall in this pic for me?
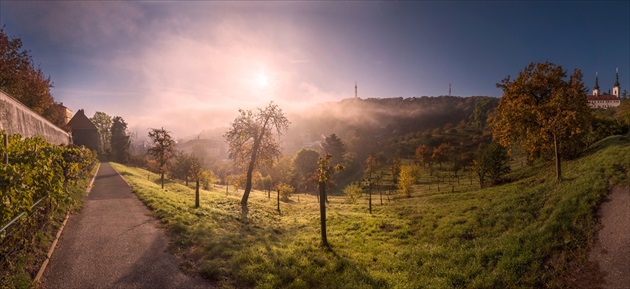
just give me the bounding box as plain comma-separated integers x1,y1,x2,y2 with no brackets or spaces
0,90,70,145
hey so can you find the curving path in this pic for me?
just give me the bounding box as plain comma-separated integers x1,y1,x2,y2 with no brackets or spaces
41,162,210,289
589,186,630,289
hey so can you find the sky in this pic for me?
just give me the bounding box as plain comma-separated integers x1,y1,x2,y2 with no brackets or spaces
1,1,629,138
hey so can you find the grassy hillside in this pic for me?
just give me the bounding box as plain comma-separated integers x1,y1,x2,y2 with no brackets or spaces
111,135,629,289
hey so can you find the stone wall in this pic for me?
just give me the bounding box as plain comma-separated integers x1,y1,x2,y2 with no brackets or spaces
0,90,70,145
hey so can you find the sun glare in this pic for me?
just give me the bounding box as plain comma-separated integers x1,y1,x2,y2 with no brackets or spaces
255,72,270,88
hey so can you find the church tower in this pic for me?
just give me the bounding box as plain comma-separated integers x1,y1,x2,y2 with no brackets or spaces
355,81,358,99
593,72,600,96
613,68,620,97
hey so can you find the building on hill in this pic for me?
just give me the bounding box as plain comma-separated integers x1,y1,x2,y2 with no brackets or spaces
67,109,98,151
587,69,621,109
175,138,223,159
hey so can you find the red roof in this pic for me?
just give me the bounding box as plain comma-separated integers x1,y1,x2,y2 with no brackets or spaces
587,94,619,101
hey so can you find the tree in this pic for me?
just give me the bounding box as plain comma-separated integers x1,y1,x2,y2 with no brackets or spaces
363,154,379,214
473,142,511,188
344,182,363,203
189,155,205,208
390,157,401,185
170,152,193,185
293,148,320,192
110,116,130,163
489,62,591,180
398,165,416,197
415,144,432,168
321,134,345,166
224,102,290,208
473,97,499,129
432,143,453,169
147,127,176,189
0,27,70,128
90,111,112,157
316,154,343,247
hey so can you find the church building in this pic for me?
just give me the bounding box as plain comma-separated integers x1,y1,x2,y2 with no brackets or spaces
587,69,621,109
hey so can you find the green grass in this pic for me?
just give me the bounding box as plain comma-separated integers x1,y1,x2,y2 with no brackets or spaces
111,135,630,289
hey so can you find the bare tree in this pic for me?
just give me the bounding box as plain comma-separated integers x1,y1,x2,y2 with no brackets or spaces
224,102,289,209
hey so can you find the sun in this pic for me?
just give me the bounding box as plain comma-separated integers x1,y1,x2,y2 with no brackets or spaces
255,72,270,88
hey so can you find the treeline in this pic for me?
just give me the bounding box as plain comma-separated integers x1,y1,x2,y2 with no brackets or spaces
0,131,97,287
286,96,495,159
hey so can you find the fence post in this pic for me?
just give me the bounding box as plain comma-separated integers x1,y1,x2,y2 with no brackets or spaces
3,134,8,164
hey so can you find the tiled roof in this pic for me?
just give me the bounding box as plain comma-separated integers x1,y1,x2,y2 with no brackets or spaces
587,94,620,101
67,109,97,130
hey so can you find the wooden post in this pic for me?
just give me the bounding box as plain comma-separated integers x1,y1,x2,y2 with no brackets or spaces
195,179,200,208
554,134,561,182
368,185,372,214
3,134,8,164
319,181,328,247
277,189,280,213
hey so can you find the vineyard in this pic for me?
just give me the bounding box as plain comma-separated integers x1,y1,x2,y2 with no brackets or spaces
0,131,97,288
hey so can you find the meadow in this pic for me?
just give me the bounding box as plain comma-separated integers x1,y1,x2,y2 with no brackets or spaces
111,135,630,289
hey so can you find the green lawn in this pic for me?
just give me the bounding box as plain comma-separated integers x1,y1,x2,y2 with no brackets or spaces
111,135,630,289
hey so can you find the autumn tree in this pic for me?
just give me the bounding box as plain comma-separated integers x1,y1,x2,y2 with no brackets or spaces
0,27,64,126
147,127,176,189
415,144,432,168
473,97,499,129
398,165,416,197
432,143,453,168
90,111,112,156
489,62,591,180
224,102,289,209
110,116,130,163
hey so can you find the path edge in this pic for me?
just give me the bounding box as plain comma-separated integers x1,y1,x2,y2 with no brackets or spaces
34,162,101,284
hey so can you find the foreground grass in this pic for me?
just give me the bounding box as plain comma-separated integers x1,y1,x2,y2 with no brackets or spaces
112,136,629,288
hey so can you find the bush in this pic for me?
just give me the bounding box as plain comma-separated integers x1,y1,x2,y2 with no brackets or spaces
343,183,363,203
277,182,294,201
0,131,96,288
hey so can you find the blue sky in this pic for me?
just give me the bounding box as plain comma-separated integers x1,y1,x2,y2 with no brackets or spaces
1,1,629,137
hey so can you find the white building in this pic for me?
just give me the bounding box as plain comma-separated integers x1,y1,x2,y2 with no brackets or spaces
587,69,621,109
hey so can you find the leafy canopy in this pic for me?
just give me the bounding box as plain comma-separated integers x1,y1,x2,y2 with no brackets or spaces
489,61,591,160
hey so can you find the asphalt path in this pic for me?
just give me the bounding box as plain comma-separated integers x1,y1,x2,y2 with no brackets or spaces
41,162,210,289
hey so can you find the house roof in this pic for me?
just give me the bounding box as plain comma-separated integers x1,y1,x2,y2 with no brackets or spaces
587,94,620,101
67,109,97,130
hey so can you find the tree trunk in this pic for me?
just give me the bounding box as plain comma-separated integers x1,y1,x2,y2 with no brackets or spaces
195,179,200,208
277,189,280,213
319,181,328,247
161,172,164,189
554,134,562,181
241,133,263,208
369,186,372,214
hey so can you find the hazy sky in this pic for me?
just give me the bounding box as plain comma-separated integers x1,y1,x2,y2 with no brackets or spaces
1,1,628,138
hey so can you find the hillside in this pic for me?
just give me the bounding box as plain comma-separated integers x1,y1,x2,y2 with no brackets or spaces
111,134,629,288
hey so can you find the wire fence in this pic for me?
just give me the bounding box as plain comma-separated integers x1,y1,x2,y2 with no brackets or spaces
0,132,97,286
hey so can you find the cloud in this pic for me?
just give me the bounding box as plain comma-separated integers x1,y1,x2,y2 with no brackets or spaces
3,2,357,138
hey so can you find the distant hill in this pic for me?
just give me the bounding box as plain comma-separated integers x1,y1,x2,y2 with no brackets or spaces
284,96,496,157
